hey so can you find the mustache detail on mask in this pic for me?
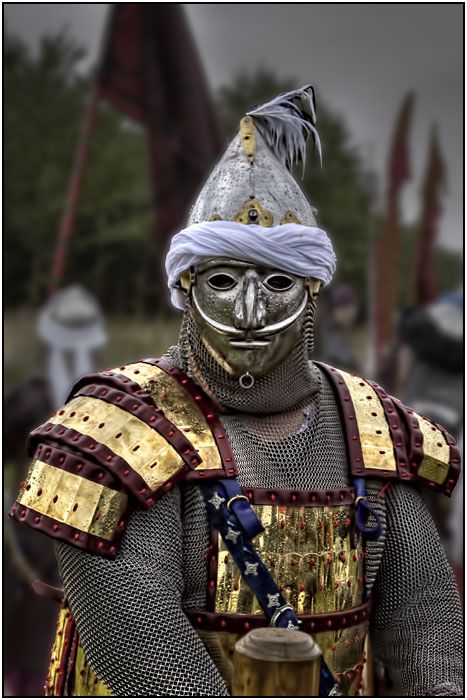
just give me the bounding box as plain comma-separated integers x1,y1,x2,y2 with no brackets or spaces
191,287,308,339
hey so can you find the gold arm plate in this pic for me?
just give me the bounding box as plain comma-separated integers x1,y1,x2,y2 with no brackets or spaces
49,396,185,490
337,370,397,472
416,415,450,484
112,362,223,471
17,461,127,540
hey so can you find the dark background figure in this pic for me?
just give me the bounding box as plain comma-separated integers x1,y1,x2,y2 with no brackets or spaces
397,290,463,591
317,284,361,374
4,286,107,697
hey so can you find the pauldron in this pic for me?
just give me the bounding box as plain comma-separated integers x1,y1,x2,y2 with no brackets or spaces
10,360,460,557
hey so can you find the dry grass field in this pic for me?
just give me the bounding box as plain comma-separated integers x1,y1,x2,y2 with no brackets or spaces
4,309,182,394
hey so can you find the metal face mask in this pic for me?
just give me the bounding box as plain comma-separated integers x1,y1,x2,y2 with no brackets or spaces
188,258,313,387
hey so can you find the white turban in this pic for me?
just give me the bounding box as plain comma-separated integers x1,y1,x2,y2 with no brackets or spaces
165,220,336,310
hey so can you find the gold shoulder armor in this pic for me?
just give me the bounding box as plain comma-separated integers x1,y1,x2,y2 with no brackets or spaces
10,358,237,556
317,363,460,495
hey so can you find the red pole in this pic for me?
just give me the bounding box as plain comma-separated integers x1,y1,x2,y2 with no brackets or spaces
48,85,101,295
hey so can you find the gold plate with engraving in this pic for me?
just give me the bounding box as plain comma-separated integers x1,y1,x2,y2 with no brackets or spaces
215,504,364,617
17,461,127,540
49,396,184,490
112,362,222,471
280,210,301,224
234,199,273,227
337,370,397,472
211,501,367,694
416,415,450,484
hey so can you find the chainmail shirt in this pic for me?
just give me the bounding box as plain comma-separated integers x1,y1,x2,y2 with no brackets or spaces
56,318,463,696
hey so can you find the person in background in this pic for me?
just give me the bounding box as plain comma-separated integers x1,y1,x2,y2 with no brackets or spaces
5,286,107,697
397,290,463,588
318,283,361,373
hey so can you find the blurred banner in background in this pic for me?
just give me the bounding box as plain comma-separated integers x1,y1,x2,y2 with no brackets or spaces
3,3,463,696
50,3,224,295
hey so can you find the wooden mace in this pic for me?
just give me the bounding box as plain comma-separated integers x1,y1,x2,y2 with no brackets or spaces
232,628,322,697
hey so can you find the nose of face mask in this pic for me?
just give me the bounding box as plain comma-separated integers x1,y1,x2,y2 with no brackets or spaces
233,271,267,332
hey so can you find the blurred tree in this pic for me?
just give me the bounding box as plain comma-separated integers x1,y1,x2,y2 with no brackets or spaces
398,224,463,306
5,31,86,306
4,30,154,312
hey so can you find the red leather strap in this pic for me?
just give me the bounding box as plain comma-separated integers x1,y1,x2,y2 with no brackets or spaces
186,599,371,635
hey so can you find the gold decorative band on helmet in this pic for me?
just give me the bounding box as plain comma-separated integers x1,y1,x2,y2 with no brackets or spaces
16,460,127,540
211,202,303,227
239,116,256,162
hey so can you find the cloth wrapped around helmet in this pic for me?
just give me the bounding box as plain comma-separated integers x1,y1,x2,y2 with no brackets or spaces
166,220,336,310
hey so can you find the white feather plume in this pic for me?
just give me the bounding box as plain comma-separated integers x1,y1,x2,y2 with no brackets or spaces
246,85,322,173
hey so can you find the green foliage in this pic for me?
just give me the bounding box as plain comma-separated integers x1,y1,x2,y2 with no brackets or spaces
5,31,86,305
4,30,154,311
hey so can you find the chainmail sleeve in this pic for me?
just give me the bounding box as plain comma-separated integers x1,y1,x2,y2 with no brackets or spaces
370,482,463,697
55,487,229,697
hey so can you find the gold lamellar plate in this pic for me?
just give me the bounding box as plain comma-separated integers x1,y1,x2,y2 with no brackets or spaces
47,605,72,695
337,370,397,472
47,604,113,697
71,643,113,696
216,504,364,617
112,362,222,471
49,395,185,490
17,461,127,540
416,415,450,484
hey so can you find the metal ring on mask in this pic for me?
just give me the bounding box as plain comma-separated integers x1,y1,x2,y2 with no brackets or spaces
191,286,309,338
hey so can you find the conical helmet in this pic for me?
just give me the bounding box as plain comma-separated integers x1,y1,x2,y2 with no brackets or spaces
188,86,320,227
166,85,335,310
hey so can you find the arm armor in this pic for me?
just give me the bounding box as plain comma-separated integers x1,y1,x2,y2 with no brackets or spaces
9,358,237,558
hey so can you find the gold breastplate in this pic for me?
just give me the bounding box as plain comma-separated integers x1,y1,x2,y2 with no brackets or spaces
188,487,371,696
216,501,365,616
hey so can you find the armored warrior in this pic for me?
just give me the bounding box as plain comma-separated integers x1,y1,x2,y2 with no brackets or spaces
11,87,462,697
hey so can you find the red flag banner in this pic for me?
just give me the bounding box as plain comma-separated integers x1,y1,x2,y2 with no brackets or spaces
408,126,445,306
371,92,414,373
97,3,224,242
50,4,224,293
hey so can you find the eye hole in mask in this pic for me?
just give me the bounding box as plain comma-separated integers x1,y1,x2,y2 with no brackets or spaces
263,274,295,292
207,272,238,291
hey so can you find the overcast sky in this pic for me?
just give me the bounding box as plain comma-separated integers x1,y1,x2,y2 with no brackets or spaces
5,3,463,252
